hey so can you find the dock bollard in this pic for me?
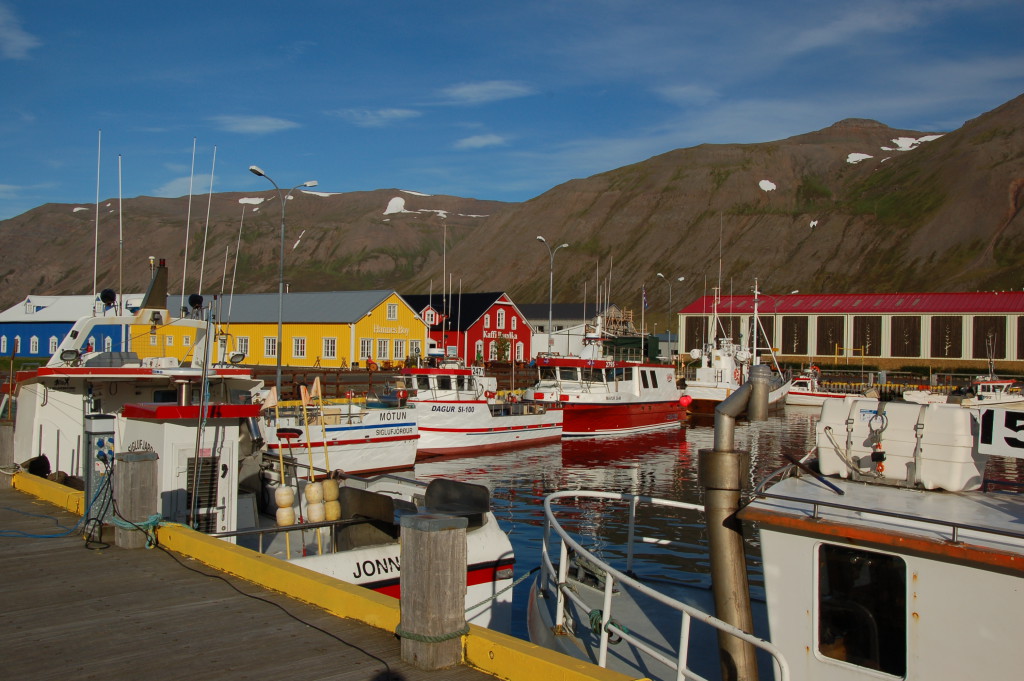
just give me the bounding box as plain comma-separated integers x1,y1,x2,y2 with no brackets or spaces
398,513,469,670
113,450,159,549
0,421,13,490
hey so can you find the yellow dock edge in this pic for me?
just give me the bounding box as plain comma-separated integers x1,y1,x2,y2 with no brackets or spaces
11,472,642,681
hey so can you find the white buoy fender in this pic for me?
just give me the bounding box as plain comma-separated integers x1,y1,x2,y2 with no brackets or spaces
321,478,340,502
274,485,295,508
306,502,326,523
304,481,324,504
324,500,341,521
276,506,296,526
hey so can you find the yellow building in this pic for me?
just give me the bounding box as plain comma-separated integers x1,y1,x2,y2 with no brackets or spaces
210,290,427,369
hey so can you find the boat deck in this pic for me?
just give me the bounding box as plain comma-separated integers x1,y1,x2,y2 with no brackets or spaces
0,486,496,681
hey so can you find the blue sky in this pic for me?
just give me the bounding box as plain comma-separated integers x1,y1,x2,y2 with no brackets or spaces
1,1,1022,220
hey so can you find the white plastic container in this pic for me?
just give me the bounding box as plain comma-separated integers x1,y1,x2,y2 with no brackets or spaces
816,398,987,491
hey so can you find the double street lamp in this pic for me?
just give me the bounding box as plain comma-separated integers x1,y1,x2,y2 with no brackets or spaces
536,236,569,353
248,165,318,399
657,272,685,363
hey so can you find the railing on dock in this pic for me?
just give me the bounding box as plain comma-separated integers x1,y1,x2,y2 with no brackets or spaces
537,489,790,681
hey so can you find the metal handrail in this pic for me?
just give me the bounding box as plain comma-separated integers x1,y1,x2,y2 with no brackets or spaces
539,489,790,681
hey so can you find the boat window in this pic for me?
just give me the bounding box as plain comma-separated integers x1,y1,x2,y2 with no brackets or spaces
818,544,906,676
417,376,430,391
558,367,578,381
650,371,659,388
539,366,558,381
581,368,602,382
456,376,467,391
616,367,632,382
437,376,452,390
640,371,650,389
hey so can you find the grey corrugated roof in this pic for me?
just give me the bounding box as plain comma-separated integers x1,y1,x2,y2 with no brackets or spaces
169,291,395,324
0,294,147,322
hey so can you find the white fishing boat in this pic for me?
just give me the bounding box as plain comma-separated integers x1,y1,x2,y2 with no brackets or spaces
785,366,874,406
395,355,562,456
527,390,1024,680
903,373,1024,407
684,281,791,412
260,391,418,475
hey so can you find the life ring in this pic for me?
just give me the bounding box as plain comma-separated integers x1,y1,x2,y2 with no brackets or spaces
367,360,378,371
808,364,821,377
733,368,741,384
507,394,518,403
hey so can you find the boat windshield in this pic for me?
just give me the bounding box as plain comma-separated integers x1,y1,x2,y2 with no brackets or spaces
581,368,603,383
558,367,578,381
538,366,558,384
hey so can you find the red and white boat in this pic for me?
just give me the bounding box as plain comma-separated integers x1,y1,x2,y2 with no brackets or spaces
785,366,873,407
522,328,687,437
904,374,1024,408
395,355,562,456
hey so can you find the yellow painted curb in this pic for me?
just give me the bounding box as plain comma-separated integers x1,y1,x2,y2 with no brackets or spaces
10,472,642,681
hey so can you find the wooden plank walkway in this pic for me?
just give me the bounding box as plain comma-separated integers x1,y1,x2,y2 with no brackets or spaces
0,487,498,681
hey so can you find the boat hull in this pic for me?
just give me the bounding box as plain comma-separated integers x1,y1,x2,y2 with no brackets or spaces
413,399,563,456
685,381,790,414
558,400,684,437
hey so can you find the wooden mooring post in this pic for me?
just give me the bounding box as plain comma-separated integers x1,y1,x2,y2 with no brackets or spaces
0,420,13,490
398,513,468,670
113,450,159,549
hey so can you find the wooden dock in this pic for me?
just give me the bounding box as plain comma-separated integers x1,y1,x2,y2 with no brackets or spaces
0,486,497,681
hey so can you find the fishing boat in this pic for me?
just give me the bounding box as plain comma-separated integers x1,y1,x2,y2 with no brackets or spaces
260,389,418,475
903,373,1024,407
520,320,687,437
527,385,1024,680
394,354,562,456
785,365,875,406
684,281,791,412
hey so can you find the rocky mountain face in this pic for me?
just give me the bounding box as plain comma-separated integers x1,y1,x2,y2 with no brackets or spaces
1,93,1022,331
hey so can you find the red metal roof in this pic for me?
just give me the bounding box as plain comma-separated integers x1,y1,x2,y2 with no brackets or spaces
677,291,1024,315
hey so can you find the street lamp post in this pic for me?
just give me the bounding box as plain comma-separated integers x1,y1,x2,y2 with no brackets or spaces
536,236,569,354
657,273,685,364
248,165,318,399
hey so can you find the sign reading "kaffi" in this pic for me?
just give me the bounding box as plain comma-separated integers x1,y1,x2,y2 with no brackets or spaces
978,409,1024,458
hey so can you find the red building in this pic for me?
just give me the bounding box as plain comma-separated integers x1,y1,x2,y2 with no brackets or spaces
401,292,534,363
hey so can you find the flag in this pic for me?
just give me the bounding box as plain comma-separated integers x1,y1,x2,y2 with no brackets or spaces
260,387,278,411
642,284,649,310
311,376,322,400
300,384,311,407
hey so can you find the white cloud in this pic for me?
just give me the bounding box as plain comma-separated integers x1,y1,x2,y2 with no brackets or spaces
153,174,215,198
334,108,421,127
439,80,536,105
454,134,507,150
210,115,300,134
0,4,41,59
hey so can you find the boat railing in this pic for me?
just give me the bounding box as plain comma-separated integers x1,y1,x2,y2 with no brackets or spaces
539,489,790,681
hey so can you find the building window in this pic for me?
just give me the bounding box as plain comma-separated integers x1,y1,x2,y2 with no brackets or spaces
377,338,389,360
782,316,808,355
49,336,58,354
426,310,435,324
264,337,278,358
165,335,174,346
359,338,372,360
394,339,406,361
236,337,249,357
511,316,518,331
818,544,906,676
484,314,491,329
183,334,192,347
293,337,306,359
149,334,157,347
409,340,422,358
13,336,21,353
852,316,882,357
387,303,398,320
104,337,112,352
497,309,506,329
475,340,484,361
323,337,337,359
488,341,497,360
30,336,39,354
889,317,920,358
684,315,709,351
0,336,6,353
930,316,962,358
972,316,1006,360
515,341,524,361
816,316,845,356
749,316,775,352
1018,316,1024,360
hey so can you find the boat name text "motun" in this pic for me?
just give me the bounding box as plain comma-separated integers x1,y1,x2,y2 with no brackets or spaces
378,411,409,421
373,325,409,335
353,555,400,579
